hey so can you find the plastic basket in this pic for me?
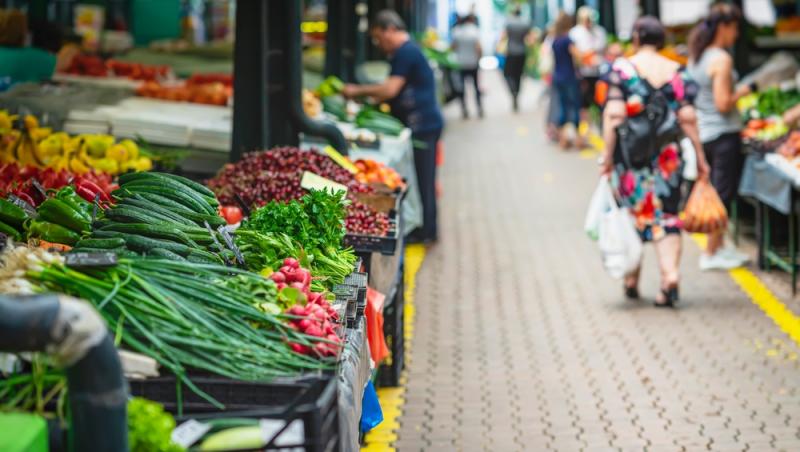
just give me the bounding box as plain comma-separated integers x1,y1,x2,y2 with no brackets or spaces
170,375,339,452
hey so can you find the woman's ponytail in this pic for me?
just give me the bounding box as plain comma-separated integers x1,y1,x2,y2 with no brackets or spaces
688,2,742,62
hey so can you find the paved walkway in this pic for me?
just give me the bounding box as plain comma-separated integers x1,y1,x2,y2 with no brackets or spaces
393,73,800,451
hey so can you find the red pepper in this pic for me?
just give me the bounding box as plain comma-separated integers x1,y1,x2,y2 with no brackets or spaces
76,179,111,202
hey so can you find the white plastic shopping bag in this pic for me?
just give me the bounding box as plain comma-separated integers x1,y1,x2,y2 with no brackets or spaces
584,176,615,241
680,137,697,181
596,183,642,279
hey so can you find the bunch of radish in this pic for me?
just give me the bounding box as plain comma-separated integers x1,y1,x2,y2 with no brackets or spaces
273,258,342,357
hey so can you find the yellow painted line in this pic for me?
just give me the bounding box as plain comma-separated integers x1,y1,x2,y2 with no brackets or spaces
361,244,426,451
690,234,800,349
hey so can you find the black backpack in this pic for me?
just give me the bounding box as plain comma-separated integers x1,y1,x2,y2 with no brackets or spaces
615,89,682,169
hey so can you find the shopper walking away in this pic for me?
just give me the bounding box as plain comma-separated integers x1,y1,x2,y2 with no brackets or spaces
687,3,751,271
552,12,583,149
598,16,709,307
451,14,483,118
569,6,607,126
503,6,531,111
342,10,444,244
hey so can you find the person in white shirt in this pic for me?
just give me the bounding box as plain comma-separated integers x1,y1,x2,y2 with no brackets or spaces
451,14,483,118
569,6,607,124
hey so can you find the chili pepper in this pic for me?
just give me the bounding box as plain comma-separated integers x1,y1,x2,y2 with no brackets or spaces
0,220,21,241
56,187,92,220
76,179,110,203
26,220,80,245
0,198,28,228
37,198,90,233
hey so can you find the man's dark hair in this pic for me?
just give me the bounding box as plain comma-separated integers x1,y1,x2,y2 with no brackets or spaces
373,10,407,31
633,15,665,49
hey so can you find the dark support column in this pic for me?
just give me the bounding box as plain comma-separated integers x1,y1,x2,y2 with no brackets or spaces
325,0,358,82
599,0,616,36
231,1,296,161
642,0,660,17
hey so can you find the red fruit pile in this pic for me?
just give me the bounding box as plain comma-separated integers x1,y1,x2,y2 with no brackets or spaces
208,147,393,237
345,200,390,236
275,258,342,358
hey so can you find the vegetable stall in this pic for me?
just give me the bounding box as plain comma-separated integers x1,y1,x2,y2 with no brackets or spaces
735,80,800,293
0,111,405,450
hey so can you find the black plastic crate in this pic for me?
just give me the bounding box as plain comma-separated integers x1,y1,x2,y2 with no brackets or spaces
169,375,340,452
376,272,405,387
344,190,403,255
128,372,332,415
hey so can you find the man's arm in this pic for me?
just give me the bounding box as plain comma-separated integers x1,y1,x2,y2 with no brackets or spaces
342,76,406,102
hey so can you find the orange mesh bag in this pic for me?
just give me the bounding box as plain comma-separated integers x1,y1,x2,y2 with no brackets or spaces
682,178,728,233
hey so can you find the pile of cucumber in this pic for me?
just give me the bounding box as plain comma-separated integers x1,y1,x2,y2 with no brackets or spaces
73,172,232,263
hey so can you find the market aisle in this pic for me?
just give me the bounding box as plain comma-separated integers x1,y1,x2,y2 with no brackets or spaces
393,72,800,452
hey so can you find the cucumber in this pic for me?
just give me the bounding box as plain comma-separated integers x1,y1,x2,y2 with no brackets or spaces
147,248,186,261
105,206,187,226
119,171,218,201
118,180,217,214
119,196,196,226
75,237,126,249
98,223,199,247
205,418,259,435
93,230,193,256
187,249,224,264
70,246,127,254
135,193,225,227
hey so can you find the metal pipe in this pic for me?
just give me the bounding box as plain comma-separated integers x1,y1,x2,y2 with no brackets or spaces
0,294,128,452
287,0,349,154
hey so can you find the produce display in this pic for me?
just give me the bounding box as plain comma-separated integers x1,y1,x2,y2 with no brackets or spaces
63,55,170,81
0,111,153,175
136,80,231,106
0,165,114,207
0,173,362,420
316,77,407,138
777,131,800,160
208,147,393,238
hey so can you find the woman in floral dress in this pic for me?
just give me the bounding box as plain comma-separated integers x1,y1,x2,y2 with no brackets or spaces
597,16,709,307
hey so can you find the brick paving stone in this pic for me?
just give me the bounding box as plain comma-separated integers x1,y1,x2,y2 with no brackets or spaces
392,74,800,452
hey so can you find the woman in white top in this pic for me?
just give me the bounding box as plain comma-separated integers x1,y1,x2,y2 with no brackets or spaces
687,3,752,271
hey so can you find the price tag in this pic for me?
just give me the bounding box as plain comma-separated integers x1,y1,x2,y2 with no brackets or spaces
323,145,359,174
7,195,37,218
31,179,48,200
260,419,304,446
300,171,348,196
65,252,118,268
171,419,211,448
218,226,245,267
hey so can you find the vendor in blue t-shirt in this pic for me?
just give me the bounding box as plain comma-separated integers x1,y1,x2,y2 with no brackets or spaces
342,10,444,244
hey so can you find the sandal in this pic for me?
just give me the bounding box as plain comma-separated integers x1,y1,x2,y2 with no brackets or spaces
655,286,679,308
624,285,640,300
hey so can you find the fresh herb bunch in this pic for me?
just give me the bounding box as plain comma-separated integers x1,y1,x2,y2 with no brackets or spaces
244,189,348,255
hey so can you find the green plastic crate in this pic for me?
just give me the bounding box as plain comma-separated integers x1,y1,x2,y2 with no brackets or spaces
0,412,48,452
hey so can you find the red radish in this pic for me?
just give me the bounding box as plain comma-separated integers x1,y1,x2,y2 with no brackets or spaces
284,257,299,268
326,333,339,342
305,324,323,337
289,282,305,292
298,318,312,330
279,266,294,275
277,282,287,290
287,305,305,316
270,272,286,283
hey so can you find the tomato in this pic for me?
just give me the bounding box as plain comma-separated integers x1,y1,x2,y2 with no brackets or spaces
219,205,243,224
